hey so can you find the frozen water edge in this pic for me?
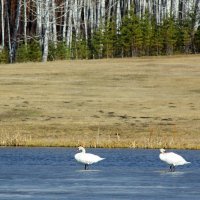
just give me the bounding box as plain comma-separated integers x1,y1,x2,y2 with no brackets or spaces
0,148,200,199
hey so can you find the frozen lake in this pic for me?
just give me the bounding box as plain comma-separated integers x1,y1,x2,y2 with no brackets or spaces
0,147,200,199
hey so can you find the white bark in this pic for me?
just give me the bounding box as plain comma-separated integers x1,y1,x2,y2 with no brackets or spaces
42,0,50,62
23,0,27,45
66,0,73,47
51,0,57,47
62,0,69,41
84,0,88,42
97,0,100,28
1,0,4,49
194,0,200,31
5,0,11,61
107,0,113,22
90,0,94,34
9,0,200,61
36,0,42,45
101,0,106,28
116,0,121,32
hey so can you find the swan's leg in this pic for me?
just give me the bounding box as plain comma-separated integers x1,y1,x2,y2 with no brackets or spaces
85,164,89,170
169,165,175,172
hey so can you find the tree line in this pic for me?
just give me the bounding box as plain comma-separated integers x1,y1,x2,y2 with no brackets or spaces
0,0,200,63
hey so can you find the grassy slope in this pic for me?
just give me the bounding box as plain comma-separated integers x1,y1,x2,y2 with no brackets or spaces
0,55,200,149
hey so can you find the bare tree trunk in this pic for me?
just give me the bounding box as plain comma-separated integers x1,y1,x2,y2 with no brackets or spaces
7,0,22,63
51,0,57,47
62,0,69,41
12,0,22,60
36,0,42,45
116,0,121,32
101,0,106,28
90,0,94,35
5,0,12,62
194,0,200,31
42,0,50,62
66,0,73,48
1,0,4,49
191,0,200,53
84,0,88,42
73,0,80,42
107,0,113,22
23,0,27,45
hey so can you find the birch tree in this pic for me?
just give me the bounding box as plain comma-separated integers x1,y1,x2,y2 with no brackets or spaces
51,0,57,47
1,0,200,63
23,0,27,45
5,0,12,62
0,0,4,49
66,0,73,48
42,0,50,62
11,0,22,62
62,0,69,41
36,0,42,45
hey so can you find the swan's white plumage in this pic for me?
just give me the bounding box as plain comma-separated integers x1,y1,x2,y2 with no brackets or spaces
159,149,190,170
74,147,105,168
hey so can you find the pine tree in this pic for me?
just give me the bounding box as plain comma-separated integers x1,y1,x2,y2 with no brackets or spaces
76,39,89,59
56,42,68,60
151,18,163,55
48,42,56,61
91,27,104,59
141,13,153,56
0,48,9,63
28,40,42,62
161,18,177,55
194,26,200,52
103,22,117,58
121,12,143,57
16,44,29,62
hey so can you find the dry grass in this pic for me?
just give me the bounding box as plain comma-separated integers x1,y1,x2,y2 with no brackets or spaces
0,55,200,149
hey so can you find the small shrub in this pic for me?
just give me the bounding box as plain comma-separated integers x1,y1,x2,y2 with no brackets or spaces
16,44,29,62
28,40,42,62
48,42,56,61
56,42,68,60
0,48,9,64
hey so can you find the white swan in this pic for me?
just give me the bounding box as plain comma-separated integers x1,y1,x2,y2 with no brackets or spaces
159,148,190,172
74,146,105,170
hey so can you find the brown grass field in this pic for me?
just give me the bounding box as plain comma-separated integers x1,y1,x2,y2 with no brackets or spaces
0,55,200,149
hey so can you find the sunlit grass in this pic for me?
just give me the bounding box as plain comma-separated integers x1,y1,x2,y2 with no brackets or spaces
0,55,200,149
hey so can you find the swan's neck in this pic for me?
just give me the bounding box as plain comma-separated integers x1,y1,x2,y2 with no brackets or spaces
80,148,86,153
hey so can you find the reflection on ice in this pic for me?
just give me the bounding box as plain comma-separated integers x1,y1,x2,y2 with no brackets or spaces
0,148,199,200
156,170,188,175
76,169,102,172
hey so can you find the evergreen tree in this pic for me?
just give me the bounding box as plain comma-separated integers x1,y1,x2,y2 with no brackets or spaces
48,42,56,61
151,18,163,55
141,13,153,56
103,22,117,58
91,27,104,59
121,11,143,57
161,18,177,55
56,42,68,60
182,28,192,54
76,38,89,59
28,40,42,62
194,26,200,52
176,18,192,54
16,44,29,62
0,49,9,64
